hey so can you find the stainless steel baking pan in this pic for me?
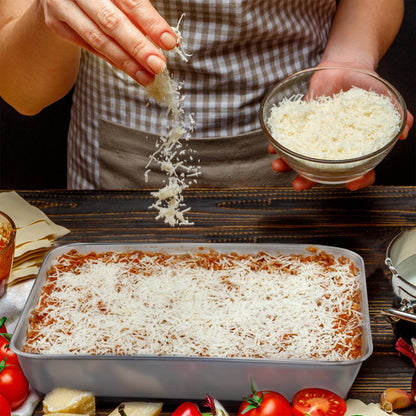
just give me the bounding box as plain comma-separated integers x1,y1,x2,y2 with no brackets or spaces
11,243,372,401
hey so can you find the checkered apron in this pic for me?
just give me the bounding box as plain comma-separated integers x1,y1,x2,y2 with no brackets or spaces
67,0,336,189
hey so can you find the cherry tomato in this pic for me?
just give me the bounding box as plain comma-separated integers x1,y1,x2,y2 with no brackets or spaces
0,394,11,416
0,334,19,367
0,318,7,334
172,402,202,416
172,396,226,416
238,389,292,416
292,388,346,416
0,359,29,410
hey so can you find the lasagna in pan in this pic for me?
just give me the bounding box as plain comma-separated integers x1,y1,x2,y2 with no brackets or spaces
23,248,363,360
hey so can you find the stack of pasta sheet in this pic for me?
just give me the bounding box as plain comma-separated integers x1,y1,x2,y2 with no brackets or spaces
0,191,70,285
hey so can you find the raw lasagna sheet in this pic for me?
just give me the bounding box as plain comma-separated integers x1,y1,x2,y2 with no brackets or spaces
23,245,364,361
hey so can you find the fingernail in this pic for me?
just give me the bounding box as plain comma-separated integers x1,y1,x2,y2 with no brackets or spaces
147,55,166,74
160,32,177,49
134,70,153,86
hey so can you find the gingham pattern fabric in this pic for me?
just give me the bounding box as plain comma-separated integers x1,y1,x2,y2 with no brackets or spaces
68,0,336,189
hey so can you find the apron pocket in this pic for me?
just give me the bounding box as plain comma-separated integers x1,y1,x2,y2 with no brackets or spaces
99,119,165,189
99,119,292,189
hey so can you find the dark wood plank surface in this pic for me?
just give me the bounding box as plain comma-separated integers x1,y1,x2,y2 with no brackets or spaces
11,186,416,415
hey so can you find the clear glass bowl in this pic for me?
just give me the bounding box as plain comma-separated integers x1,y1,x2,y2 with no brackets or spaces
259,66,407,184
0,211,16,298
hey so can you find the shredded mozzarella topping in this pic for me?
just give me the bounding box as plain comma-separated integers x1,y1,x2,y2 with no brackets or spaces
24,249,363,361
144,15,199,226
267,87,402,160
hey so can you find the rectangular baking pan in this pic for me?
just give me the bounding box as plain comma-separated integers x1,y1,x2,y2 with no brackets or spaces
11,243,373,401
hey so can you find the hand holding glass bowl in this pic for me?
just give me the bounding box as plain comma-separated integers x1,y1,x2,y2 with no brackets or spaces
260,66,408,186
0,211,16,298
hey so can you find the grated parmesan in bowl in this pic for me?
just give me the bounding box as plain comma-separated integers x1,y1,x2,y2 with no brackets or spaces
260,67,407,184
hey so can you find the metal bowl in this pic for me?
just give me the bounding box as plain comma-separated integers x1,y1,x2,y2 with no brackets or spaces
385,227,416,324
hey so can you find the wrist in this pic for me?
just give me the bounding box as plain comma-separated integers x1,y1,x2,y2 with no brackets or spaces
319,50,378,72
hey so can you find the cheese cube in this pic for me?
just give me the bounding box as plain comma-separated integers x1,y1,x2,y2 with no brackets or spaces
43,388,95,416
109,402,163,416
45,414,90,416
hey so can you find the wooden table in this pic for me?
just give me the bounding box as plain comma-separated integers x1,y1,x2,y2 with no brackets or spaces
12,186,416,415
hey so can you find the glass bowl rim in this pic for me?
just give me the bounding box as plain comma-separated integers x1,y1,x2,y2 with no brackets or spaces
259,66,408,165
0,211,16,255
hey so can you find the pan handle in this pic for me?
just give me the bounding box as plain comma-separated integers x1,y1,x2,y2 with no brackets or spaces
382,308,416,324
385,257,399,276
386,256,416,302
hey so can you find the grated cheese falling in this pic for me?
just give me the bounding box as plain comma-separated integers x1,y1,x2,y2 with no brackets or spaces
144,15,199,226
24,249,364,361
267,87,402,160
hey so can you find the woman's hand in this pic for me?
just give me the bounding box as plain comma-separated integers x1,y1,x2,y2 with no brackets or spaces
38,0,178,85
271,0,411,191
